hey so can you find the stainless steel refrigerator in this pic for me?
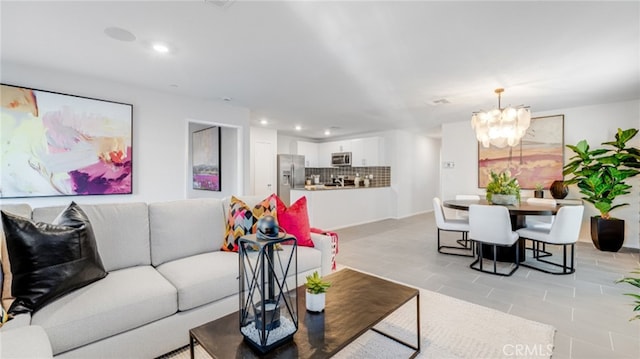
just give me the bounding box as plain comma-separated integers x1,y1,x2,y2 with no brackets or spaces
277,154,305,206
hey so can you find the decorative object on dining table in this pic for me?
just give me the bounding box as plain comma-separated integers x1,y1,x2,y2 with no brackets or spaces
616,268,640,321
238,216,298,354
534,183,544,199
549,180,569,199
478,114,564,190
563,128,640,252
304,271,331,313
485,170,521,205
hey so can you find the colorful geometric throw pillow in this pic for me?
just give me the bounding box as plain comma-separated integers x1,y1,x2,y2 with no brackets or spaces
221,195,278,252
250,194,279,234
275,195,314,247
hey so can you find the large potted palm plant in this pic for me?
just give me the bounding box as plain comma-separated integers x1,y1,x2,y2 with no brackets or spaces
563,128,640,251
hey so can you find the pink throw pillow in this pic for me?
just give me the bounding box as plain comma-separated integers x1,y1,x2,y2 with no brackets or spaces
275,196,314,247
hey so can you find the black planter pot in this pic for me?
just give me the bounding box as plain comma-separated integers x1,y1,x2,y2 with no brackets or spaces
534,190,544,199
550,180,568,199
590,216,625,252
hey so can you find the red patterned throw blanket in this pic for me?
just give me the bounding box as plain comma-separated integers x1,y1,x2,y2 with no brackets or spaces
310,228,339,271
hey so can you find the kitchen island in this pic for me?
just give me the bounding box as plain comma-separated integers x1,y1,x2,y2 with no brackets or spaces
291,186,392,230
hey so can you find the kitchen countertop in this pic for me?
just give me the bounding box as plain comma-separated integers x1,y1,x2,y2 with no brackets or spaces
290,186,391,230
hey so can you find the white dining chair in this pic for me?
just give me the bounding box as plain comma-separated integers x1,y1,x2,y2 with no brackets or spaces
469,204,520,276
433,197,473,257
516,205,584,275
454,194,481,219
525,198,557,230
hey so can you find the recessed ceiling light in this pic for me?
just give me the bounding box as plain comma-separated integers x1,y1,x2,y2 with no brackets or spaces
295,125,302,131
324,130,331,136
260,119,268,125
104,27,136,42
152,43,170,53
431,98,451,105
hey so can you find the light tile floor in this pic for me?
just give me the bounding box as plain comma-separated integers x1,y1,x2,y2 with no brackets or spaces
334,213,640,359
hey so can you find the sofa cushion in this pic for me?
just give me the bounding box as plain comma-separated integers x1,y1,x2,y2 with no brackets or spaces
32,202,151,272
149,198,225,267
290,245,322,275
31,265,177,355
239,245,322,284
1,202,107,315
155,251,239,311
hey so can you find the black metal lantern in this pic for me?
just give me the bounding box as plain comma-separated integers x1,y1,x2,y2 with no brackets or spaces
238,216,298,354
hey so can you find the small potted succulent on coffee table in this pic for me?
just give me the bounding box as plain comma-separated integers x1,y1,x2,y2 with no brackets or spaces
305,271,331,313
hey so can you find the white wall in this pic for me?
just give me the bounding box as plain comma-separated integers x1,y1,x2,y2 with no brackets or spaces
0,62,251,207
441,99,640,248
441,121,481,201
276,134,299,155
386,130,441,219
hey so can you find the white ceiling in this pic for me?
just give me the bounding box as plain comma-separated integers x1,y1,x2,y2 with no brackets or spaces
2,0,639,140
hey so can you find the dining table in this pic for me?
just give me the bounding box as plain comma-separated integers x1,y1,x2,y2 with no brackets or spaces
442,198,574,262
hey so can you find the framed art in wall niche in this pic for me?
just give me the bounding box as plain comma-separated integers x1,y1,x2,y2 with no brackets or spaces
0,84,133,198
478,114,564,189
192,126,221,191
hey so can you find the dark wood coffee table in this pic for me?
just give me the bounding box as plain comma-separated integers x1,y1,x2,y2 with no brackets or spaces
189,268,420,358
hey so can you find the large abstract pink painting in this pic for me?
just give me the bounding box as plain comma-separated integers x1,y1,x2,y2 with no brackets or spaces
1,84,133,198
478,115,564,190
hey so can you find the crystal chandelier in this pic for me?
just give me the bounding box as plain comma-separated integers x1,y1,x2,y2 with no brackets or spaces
471,88,531,148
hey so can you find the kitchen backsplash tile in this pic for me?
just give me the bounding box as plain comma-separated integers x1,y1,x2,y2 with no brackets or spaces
304,166,391,187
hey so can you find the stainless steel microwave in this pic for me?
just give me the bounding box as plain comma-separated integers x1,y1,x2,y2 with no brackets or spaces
331,152,352,166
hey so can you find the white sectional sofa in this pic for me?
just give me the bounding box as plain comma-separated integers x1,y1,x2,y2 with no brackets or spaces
0,196,334,358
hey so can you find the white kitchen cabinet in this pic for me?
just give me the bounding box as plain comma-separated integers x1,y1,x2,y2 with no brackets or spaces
317,142,333,167
351,137,384,166
319,140,351,155
295,141,319,167
316,137,384,167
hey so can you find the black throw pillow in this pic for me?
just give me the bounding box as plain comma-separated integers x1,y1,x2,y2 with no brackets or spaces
1,202,107,315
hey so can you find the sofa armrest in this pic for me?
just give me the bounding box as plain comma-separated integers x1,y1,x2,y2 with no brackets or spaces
310,233,335,276
0,325,53,358
0,313,31,331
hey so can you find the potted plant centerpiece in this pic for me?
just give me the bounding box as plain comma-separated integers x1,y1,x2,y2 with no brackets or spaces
305,271,331,313
485,170,521,205
563,128,640,251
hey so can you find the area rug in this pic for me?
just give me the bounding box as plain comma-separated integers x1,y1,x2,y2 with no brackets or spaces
163,272,555,359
